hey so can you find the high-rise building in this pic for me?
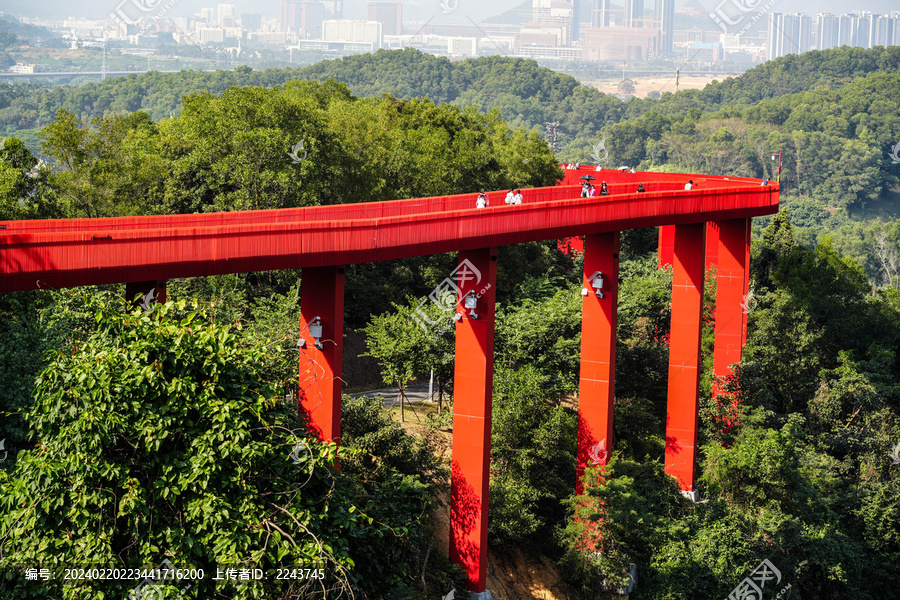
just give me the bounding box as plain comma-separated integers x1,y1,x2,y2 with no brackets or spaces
571,0,582,41
591,0,611,28
656,0,675,55
200,27,225,43
367,2,402,37
199,7,215,25
217,4,235,27
767,12,812,59
322,1,343,19
816,13,839,50
533,0,552,23
624,0,644,27
282,1,329,37
531,0,575,45
872,14,894,47
322,19,383,48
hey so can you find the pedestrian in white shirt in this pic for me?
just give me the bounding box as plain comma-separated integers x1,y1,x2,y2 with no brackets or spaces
513,189,523,204
684,180,694,190
476,189,489,208
505,189,515,205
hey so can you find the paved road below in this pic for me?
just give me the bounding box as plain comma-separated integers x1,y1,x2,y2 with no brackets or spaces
349,383,440,408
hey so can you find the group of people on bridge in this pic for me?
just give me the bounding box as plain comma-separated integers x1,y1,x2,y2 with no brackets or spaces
475,182,649,208
475,189,524,208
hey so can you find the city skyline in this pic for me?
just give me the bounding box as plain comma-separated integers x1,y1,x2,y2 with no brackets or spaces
4,0,900,22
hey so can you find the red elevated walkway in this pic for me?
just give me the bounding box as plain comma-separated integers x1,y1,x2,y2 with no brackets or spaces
0,167,778,595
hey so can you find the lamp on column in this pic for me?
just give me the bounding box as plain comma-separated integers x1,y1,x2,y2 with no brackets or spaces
582,271,606,298
299,316,324,350
456,291,480,320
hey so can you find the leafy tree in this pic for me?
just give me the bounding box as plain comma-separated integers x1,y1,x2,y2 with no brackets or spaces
488,365,576,550
0,297,440,599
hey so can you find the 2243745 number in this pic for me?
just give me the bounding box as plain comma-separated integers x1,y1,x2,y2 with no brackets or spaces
276,568,325,580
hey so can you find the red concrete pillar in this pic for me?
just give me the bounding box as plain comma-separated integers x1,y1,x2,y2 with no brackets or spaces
298,266,345,442
576,232,620,494
125,280,167,306
664,222,706,495
658,225,675,267
449,247,497,593
705,221,720,269
712,218,751,385
742,219,752,347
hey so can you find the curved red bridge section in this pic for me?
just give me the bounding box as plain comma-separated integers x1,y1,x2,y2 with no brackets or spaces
0,166,778,594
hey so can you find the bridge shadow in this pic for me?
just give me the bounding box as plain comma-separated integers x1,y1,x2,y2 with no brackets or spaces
449,459,483,585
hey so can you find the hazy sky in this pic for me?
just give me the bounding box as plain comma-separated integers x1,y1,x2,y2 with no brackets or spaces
2,0,899,23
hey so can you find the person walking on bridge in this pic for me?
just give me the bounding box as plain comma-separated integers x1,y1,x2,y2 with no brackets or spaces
684,180,694,190
637,183,646,193
600,182,609,196
476,189,489,208
513,189,523,204
505,189,515,205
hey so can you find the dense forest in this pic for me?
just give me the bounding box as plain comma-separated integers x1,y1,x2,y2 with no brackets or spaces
1,45,900,599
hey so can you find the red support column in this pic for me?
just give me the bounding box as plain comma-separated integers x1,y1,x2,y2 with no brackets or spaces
742,219,752,347
658,225,675,268
712,218,751,386
449,247,497,594
298,266,345,442
664,222,706,496
576,232,620,494
705,222,720,269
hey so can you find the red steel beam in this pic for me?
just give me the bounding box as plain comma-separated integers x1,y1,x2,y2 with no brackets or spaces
665,222,706,494
449,247,497,593
576,232,620,494
298,266,345,442
1,182,778,293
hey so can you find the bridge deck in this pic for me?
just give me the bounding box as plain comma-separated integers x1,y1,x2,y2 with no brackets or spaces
0,170,778,293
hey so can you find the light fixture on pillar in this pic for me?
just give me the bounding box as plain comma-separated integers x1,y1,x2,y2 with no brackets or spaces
462,291,479,320
582,271,605,298
298,316,324,350
309,316,324,349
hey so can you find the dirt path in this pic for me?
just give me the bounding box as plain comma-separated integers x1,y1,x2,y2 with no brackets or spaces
592,73,738,97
